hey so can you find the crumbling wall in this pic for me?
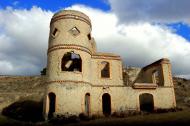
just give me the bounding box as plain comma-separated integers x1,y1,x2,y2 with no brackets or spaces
123,67,141,86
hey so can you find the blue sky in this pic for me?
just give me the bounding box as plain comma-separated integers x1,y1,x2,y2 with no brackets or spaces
168,23,190,41
0,0,110,11
0,0,189,41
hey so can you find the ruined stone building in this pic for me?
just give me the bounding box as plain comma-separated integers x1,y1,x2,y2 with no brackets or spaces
43,10,176,119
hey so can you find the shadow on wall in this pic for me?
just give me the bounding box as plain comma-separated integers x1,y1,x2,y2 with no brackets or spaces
2,100,44,122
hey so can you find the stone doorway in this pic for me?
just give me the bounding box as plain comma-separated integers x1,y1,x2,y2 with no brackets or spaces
102,93,111,116
48,92,56,119
139,93,154,112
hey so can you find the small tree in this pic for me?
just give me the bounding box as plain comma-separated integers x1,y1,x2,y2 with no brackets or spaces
41,67,46,75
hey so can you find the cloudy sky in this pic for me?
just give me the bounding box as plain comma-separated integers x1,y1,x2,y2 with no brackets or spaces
0,0,190,78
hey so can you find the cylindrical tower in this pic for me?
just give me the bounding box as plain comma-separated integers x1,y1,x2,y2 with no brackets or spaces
47,10,93,82
44,10,94,119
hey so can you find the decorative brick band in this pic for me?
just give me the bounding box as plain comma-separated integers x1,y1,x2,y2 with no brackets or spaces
49,44,91,52
47,80,126,87
47,80,92,85
48,44,121,60
51,14,91,27
47,80,175,88
48,44,92,55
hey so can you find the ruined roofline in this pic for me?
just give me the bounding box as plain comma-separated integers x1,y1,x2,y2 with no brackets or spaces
94,52,120,57
142,58,170,71
51,10,91,27
92,52,121,60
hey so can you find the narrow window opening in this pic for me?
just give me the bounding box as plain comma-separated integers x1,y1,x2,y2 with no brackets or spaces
52,28,59,37
53,28,58,36
101,61,110,78
61,52,82,72
87,34,91,40
85,93,90,116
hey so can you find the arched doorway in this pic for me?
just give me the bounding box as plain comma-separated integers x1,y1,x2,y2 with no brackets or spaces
139,93,154,112
85,93,90,116
102,93,111,116
48,92,56,119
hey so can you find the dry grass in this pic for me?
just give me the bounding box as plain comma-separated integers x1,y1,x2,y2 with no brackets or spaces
1,110,190,126
67,110,190,126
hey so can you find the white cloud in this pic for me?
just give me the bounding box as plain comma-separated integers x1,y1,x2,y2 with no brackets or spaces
108,0,190,24
67,5,190,78
0,5,190,78
0,6,53,75
0,61,13,74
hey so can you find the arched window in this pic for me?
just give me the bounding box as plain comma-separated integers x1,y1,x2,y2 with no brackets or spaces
152,70,160,85
101,61,110,78
61,52,82,72
48,92,56,119
139,93,154,112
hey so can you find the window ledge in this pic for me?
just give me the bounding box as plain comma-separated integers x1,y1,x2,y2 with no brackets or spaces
100,77,112,80
132,83,157,89
61,71,82,74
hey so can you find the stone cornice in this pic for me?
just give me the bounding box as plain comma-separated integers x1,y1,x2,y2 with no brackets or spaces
132,83,158,89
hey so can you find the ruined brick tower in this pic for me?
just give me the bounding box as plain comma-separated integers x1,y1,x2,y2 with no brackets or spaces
43,10,176,119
